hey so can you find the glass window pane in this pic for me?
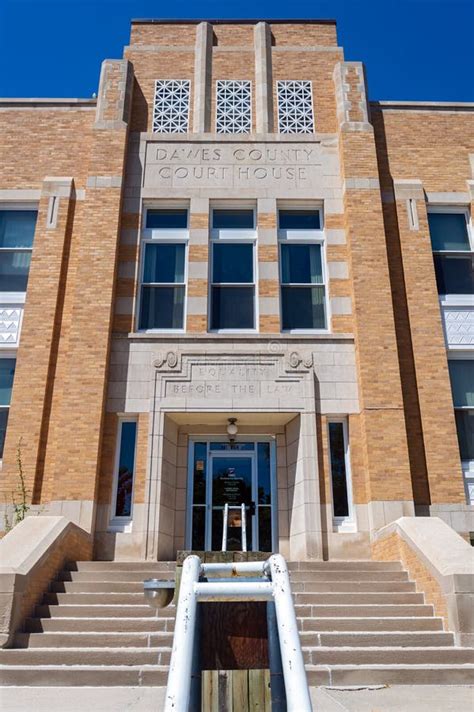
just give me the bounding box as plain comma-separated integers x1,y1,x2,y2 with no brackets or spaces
281,286,326,330
192,506,206,550
279,210,320,230
211,286,254,330
0,252,31,292
329,422,350,518
0,211,37,248
433,254,474,295
258,506,272,552
449,360,474,407
212,243,253,283
213,210,254,229
143,243,185,283
0,409,9,459
455,410,474,461
428,213,470,252
115,421,137,517
139,285,185,329
212,456,252,507
281,243,322,284
146,209,187,229
257,442,271,504
193,442,207,505
0,359,15,406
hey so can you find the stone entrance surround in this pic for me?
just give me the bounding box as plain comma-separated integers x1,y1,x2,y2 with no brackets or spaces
91,336,412,561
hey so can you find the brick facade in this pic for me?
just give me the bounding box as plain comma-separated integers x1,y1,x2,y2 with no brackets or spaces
0,19,472,560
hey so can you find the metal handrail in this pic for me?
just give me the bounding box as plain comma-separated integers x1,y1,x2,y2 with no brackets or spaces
162,554,312,712
221,502,247,552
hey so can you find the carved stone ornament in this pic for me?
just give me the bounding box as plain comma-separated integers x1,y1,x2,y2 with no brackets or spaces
288,351,302,369
166,351,178,369
302,354,313,369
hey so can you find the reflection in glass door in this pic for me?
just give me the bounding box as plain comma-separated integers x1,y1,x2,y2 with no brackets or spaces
186,439,276,552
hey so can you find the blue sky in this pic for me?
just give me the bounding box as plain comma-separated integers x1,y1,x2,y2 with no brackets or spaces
0,0,472,101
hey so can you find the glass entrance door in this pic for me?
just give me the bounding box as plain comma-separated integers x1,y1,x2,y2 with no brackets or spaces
187,440,276,552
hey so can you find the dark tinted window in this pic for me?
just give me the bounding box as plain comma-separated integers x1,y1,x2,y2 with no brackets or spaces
213,210,254,229
115,421,137,518
211,286,254,329
281,286,326,330
279,210,320,230
434,254,474,295
213,243,253,283
143,243,185,283
139,285,185,329
329,422,349,518
428,213,470,252
0,211,37,248
146,209,187,229
281,243,323,284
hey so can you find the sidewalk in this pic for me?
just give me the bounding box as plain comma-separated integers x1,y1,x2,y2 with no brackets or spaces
0,686,473,711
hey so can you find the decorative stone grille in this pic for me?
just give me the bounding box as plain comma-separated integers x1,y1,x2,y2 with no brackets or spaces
153,80,190,133
216,80,252,134
277,80,314,134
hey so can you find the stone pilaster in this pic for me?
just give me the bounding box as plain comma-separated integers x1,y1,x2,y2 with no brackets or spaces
193,22,213,133
392,178,465,505
254,22,274,134
333,61,414,526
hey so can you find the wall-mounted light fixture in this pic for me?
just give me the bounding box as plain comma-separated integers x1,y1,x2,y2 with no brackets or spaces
226,417,238,444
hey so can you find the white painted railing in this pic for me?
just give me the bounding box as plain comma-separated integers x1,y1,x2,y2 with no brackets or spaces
221,502,247,552
163,554,312,712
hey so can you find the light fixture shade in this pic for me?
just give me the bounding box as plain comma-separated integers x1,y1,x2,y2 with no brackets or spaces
227,418,238,437
227,422,238,437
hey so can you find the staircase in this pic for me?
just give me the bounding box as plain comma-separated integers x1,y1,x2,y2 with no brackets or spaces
0,559,473,687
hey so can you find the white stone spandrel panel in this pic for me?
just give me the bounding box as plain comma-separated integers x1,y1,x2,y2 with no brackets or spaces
0,305,23,346
442,306,474,347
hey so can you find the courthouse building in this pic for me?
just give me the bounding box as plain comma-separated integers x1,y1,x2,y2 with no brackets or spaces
0,17,473,562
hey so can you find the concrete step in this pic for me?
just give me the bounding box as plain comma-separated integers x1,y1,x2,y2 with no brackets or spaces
290,581,416,593
14,632,174,648
298,631,455,647
302,647,474,666
35,604,172,618
25,617,176,633
293,592,424,605
43,592,153,605
58,570,176,583
65,561,175,572
289,570,409,582
305,664,474,686
288,561,403,571
0,648,171,666
297,616,444,632
49,579,415,594
294,603,434,617
0,665,169,687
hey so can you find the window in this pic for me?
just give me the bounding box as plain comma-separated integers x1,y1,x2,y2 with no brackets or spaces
153,80,190,134
277,81,314,134
210,209,256,331
428,211,473,296
138,208,188,331
216,80,252,134
278,209,326,331
448,359,474,502
0,210,37,293
0,357,15,458
111,420,137,525
328,419,354,530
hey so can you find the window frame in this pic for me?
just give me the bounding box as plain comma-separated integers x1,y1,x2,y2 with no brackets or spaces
327,417,356,532
448,351,474,504
109,416,138,532
0,351,16,461
215,79,252,135
277,207,329,333
428,205,473,307
0,203,37,304
208,206,258,333
137,206,189,333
